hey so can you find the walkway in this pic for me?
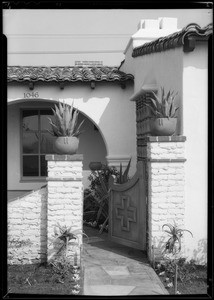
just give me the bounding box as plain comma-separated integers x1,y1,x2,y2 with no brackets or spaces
82,226,168,296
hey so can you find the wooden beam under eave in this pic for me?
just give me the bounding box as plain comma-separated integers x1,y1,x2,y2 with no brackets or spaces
120,82,126,89
29,82,34,90
59,82,65,90
90,81,96,89
183,37,196,52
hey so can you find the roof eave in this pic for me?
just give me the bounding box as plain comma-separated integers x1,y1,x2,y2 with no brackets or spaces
132,23,213,58
7,66,134,83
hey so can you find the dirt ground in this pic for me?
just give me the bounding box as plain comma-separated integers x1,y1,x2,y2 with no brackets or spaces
156,264,208,295
7,262,83,296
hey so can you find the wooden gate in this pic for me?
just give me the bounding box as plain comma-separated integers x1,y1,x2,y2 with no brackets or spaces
108,161,147,250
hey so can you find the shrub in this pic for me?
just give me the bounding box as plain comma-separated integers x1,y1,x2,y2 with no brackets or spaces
84,160,131,233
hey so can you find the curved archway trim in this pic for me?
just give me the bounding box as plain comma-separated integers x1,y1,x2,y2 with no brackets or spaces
7,97,109,156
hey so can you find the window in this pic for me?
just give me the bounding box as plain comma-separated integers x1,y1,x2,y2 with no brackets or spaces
21,108,57,179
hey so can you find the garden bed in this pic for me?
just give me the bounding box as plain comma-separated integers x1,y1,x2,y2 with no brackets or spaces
154,259,207,295
7,262,83,295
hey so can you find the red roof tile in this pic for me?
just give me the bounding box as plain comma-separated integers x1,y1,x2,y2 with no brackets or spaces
7,66,134,83
132,23,213,57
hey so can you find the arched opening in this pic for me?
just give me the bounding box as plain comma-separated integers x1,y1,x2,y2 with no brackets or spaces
75,112,107,187
7,99,108,198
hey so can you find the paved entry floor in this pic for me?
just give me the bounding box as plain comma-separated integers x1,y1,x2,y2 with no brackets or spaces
82,226,168,296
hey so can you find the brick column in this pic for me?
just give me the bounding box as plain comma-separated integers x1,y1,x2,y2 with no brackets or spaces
146,136,186,262
45,154,83,266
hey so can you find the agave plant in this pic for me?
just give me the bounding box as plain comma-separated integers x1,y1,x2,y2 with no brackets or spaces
162,222,193,254
118,158,131,184
144,87,179,118
48,101,84,137
53,223,88,257
162,222,193,294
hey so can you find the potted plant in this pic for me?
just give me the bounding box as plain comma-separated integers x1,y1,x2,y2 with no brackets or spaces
89,162,103,171
47,101,84,154
144,87,179,136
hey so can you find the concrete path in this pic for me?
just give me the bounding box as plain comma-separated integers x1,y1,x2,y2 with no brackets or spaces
82,226,168,296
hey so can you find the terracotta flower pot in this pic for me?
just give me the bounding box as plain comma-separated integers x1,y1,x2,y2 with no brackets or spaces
54,136,79,154
150,118,177,136
89,162,102,171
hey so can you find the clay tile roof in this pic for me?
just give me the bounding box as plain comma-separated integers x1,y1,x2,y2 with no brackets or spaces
7,66,134,83
132,23,213,57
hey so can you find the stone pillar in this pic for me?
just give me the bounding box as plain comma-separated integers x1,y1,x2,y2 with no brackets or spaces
45,154,83,266
146,136,186,262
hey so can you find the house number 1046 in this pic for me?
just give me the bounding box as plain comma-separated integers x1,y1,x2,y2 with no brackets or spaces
24,91,39,98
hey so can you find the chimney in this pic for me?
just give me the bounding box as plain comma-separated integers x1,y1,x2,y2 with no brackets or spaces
124,17,179,54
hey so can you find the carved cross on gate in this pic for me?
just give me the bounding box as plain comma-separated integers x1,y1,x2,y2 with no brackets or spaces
115,195,137,232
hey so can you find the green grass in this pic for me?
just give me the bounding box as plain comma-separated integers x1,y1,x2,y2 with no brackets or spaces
7,262,83,295
154,259,207,295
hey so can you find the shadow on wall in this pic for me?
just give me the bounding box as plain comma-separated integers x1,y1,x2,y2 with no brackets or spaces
151,235,207,265
77,113,107,170
8,186,48,264
192,239,207,265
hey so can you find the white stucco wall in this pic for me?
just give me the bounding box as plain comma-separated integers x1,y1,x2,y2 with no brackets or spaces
121,47,183,135
7,81,136,192
122,34,208,263
182,43,208,264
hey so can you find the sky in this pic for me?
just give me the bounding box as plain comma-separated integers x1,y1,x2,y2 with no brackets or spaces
3,9,213,66
3,9,212,34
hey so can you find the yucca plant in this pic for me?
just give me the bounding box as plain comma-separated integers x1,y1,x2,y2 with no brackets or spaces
52,223,88,258
162,222,193,255
48,101,84,137
162,221,193,294
144,87,179,118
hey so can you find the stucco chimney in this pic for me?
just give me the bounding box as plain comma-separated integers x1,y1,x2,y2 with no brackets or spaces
124,17,179,54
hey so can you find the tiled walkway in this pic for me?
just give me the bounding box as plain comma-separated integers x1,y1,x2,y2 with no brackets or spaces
82,226,168,296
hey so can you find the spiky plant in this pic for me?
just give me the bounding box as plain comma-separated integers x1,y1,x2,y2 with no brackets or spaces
118,158,131,184
53,223,88,257
162,222,193,255
144,87,179,118
48,101,84,137
162,222,193,294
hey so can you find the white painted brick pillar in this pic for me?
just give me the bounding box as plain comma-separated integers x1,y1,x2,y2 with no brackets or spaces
45,154,83,266
146,136,186,262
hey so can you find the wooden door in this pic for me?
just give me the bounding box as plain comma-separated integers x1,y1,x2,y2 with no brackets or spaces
108,161,147,250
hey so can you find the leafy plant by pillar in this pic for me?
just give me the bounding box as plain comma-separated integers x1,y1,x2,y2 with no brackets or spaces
49,223,88,264
162,222,193,255
161,221,193,294
84,159,131,233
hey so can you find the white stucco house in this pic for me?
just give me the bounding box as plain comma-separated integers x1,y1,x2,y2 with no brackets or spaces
5,10,212,264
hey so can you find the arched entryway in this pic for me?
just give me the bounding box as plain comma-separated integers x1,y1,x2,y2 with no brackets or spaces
7,99,108,199
75,111,107,187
